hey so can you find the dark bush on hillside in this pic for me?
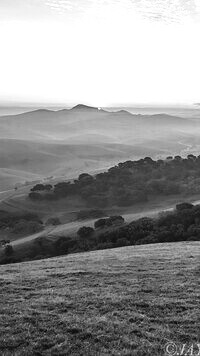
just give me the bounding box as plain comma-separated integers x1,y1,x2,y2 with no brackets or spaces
116,237,129,247
29,192,43,200
94,218,107,229
54,236,77,255
44,184,52,191
31,184,45,191
187,224,200,237
108,216,125,226
94,216,124,229
31,184,53,192
28,236,59,259
176,202,194,211
135,234,159,245
77,226,94,238
54,182,76,198
187,235,200,241
78,173,94,185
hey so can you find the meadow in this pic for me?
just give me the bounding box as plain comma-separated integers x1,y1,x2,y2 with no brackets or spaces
0,241,199,355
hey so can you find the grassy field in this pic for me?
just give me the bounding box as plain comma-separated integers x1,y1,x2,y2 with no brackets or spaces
0,242,199,355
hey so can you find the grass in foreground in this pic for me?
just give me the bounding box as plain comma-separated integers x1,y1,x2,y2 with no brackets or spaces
0,242,199,355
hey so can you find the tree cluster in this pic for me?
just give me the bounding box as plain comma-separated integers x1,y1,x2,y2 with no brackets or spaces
29,154,200,208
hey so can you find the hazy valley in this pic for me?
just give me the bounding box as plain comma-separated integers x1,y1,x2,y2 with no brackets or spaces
1,104,200,190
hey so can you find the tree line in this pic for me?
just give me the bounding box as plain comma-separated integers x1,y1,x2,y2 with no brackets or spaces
28,154,200,208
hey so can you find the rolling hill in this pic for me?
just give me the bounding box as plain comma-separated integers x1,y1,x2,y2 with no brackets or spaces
0,105,200,190
0,241,199,355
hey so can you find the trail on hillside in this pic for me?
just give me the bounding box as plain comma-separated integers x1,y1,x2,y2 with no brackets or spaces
9,204,183,247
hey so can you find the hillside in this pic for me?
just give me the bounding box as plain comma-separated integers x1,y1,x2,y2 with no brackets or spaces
1,105,200,190
0,241,199,355
0,105,197,144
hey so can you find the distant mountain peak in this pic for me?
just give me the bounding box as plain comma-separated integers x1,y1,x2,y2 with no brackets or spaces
71,104,98,111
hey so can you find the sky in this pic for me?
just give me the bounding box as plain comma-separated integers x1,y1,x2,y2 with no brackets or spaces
0,0,200,107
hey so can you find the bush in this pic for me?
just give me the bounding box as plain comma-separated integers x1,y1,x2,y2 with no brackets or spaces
54,236,77,255
176,202,194,211
107,216,125,226
31,184,45,191
4,244,14,256
94,216,124,229
77,226,94,238
94,218,107,229
115,237,129,247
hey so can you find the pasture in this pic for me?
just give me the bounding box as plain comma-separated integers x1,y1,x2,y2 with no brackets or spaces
0,241,199,355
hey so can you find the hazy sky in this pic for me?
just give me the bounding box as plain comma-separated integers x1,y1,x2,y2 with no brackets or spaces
0,0,200,106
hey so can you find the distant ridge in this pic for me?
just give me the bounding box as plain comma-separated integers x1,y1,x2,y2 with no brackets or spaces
115,109,131,115
70,104,99,112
